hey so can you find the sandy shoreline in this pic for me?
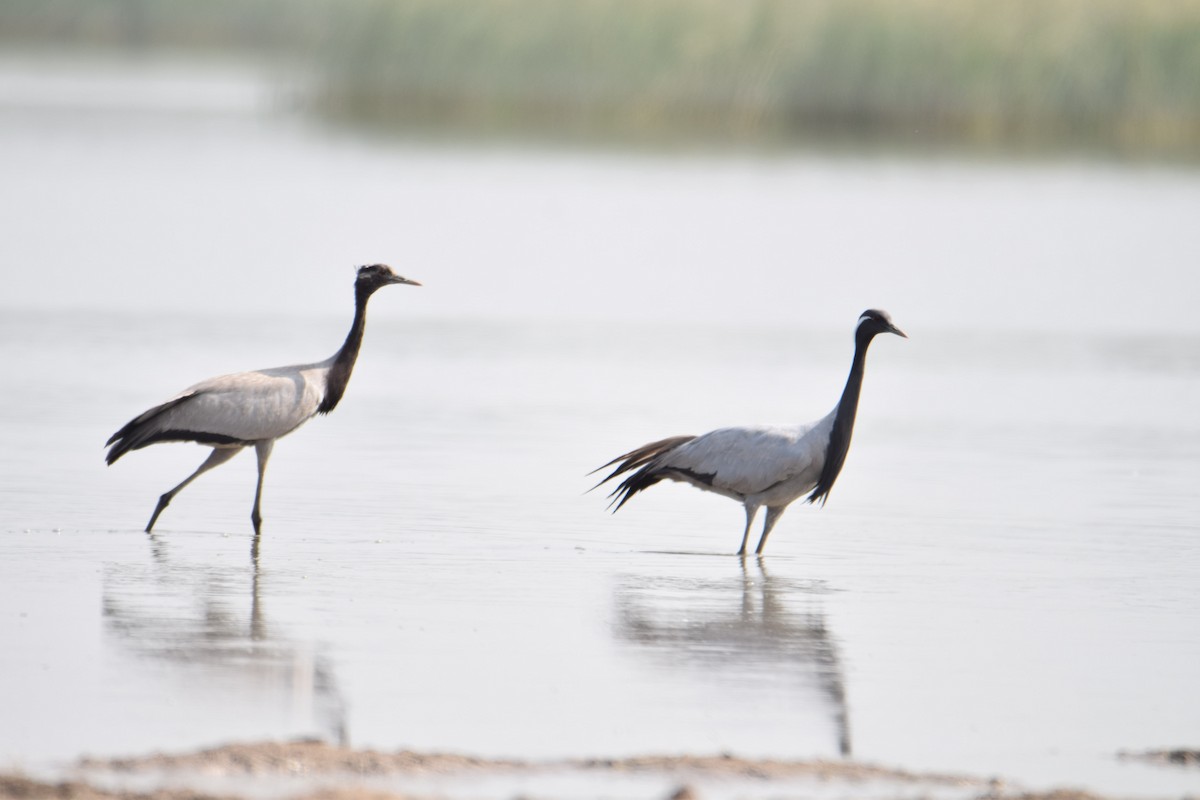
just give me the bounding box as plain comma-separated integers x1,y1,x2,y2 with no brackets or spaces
3,739,1165,800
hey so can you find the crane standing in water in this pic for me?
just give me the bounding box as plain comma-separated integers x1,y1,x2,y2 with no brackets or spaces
106,264,420,535
593,309,906,556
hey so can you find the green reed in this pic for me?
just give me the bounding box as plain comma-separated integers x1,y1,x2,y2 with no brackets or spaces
5,0,1199,157
316,0,1200,156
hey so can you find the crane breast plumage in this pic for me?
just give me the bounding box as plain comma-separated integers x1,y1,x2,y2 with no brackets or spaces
660,420,832,499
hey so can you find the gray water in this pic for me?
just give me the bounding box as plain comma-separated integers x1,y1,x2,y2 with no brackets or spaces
1,55,1199,798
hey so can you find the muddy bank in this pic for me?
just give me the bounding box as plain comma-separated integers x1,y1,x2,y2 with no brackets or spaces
80,739,973,782
0,740,1127,800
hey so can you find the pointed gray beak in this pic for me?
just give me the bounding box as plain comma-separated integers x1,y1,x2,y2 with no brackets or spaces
890,324,907,338
389,275,422,287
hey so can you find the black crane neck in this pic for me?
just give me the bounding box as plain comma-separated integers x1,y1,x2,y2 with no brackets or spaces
318,284,374,414
808,329,876,505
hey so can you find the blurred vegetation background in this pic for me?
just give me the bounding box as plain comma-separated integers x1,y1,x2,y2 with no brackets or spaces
3,0,1199,157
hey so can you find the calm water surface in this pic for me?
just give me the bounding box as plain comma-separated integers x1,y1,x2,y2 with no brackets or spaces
1,56,1198,798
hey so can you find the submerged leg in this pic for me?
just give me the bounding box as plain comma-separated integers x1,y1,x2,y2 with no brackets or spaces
250,439,275,536
737,504,760,556
146,446,242,533
754,505,788,555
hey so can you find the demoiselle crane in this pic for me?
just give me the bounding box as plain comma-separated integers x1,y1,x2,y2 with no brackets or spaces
105,264,420,535
593,309,906,556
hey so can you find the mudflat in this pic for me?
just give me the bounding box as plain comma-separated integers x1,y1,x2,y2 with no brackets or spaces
1,740,1133,800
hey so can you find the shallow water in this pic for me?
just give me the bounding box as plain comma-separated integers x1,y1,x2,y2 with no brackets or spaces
1,55,1199,798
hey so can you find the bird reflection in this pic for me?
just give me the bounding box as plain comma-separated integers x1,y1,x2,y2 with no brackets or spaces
101,533,347,746
614,557,851,757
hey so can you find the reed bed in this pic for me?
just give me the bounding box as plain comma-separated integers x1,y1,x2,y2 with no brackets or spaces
318,0,1200,155
5,0,1199,156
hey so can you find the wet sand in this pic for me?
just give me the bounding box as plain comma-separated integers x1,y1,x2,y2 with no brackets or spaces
0,740,1136,800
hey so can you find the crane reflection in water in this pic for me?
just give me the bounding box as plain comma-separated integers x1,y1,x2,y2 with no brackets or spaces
100,535,347,747
613,557,851,758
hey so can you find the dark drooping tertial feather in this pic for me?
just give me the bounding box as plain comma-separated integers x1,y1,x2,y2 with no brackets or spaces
590,434,698,511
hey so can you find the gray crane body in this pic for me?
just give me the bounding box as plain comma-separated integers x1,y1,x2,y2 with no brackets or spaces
594,309,906,556
106,264,419,536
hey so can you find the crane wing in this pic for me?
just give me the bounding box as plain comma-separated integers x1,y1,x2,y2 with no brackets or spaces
595,420,832,511
105,365,327,463
661,424,826,498
174,367,326,439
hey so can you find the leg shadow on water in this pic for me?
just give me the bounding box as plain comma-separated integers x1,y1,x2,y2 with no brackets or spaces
613,556,852,758
100,532,347,747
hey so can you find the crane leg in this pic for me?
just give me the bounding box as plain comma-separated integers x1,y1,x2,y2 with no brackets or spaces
250,439,275,536
754,506,787,555
146,446,241,533
738,504,760,556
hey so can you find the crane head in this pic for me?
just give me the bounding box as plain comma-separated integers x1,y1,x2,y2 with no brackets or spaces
356,263,421,294
857,309,907,339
